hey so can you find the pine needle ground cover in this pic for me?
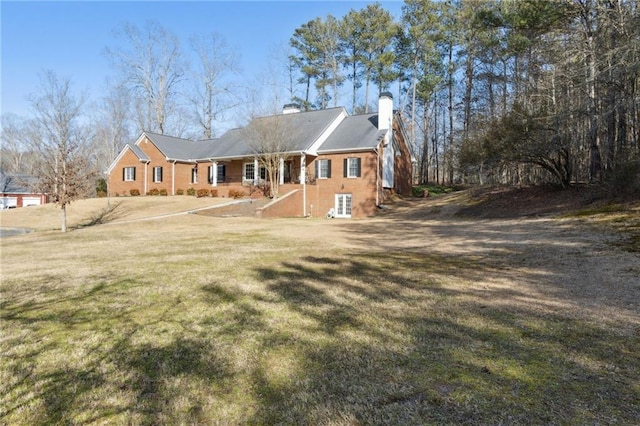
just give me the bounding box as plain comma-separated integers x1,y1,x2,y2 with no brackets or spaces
1,198,638,424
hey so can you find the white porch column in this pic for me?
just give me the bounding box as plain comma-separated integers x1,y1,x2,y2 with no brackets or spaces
172,161,176,195
279,157,284,186
212,161,218,186
301,154,306,217
254,158,259,185
300,154,306,183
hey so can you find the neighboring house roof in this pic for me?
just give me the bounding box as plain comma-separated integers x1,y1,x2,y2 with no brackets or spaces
317,113,386,154
0,170,41,194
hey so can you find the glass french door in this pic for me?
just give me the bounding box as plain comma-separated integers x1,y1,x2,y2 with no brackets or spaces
335,193,352,218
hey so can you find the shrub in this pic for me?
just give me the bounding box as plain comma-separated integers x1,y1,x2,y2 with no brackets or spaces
176,189,184,195
210,189,218,197
159,188,168,196
96,190,107,198
130,189,140,196
147,188,160,196
187,187,196,196
197,189,210,198
228,189,245,199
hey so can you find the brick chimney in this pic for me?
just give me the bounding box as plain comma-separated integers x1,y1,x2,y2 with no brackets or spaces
378,92,393,131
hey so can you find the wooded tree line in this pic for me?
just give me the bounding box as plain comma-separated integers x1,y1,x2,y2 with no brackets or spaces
2,0,638,213
287,0,639,188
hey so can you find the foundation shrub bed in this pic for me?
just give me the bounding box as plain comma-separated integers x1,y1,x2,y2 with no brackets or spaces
228,189,245,199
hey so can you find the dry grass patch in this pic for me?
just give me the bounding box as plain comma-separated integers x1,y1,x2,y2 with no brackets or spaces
1,200,639,424
0,196,232,231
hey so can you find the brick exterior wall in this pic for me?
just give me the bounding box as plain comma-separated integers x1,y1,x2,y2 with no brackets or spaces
108,119,413,218
108,148,145,196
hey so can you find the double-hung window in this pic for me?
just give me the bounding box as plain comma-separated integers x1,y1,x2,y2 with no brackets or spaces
315,159,331,179
153,166,163,183
244,163,255,181
123,167,136,181
344,158,361,178
244,163,266,182
191,167,198,184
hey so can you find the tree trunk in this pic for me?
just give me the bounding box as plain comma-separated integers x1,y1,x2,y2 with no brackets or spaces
61,203,67,233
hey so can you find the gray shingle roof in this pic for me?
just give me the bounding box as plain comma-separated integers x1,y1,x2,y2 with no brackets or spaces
198,107,346,160
144,133,205,161
0,170,39,193
317,113,386,153
133,107,374,162
127,143,150,161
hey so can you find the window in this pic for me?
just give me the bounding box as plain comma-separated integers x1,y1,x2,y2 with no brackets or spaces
191,167,198,184
153,166,163,183
315,159,331,179
208,165,226,184
123,167,135,181
244,163,266,182
244,163,255,181
343,158,361,178
335,193,352,218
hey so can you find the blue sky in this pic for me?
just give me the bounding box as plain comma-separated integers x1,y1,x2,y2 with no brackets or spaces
1,1,404,121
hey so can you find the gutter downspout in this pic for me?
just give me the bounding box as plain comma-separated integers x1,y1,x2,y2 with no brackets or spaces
144,161,149,195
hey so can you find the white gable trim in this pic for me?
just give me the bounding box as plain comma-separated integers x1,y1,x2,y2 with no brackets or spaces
306,108,348,156
134,132,149,147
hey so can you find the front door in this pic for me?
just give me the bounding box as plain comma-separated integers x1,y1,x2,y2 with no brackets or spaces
335,193,352,218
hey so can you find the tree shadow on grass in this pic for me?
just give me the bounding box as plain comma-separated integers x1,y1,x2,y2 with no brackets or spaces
1,275,236,425
245,250,640,424
72,201,125,229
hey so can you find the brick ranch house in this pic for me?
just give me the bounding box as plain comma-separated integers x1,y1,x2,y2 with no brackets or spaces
107,93,413,218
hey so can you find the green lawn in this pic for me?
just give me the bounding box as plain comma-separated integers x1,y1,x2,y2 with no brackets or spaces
1,199,639,424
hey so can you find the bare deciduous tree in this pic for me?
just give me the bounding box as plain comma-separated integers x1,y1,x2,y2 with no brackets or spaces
105,21,185,135
91,81,132,175
242,113,300,198
189,32,241,139
29,70,94,232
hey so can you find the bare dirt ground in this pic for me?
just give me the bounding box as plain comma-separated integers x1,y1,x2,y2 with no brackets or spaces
283,187,640,334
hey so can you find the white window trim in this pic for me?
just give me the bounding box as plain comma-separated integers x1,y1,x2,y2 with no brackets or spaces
124,167,135,181
317,159,330,179
346,158,359,178
153,166,162,183
243,162,255,182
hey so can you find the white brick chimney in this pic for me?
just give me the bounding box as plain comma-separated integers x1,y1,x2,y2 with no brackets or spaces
283,103,301,114
378,92,393,131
